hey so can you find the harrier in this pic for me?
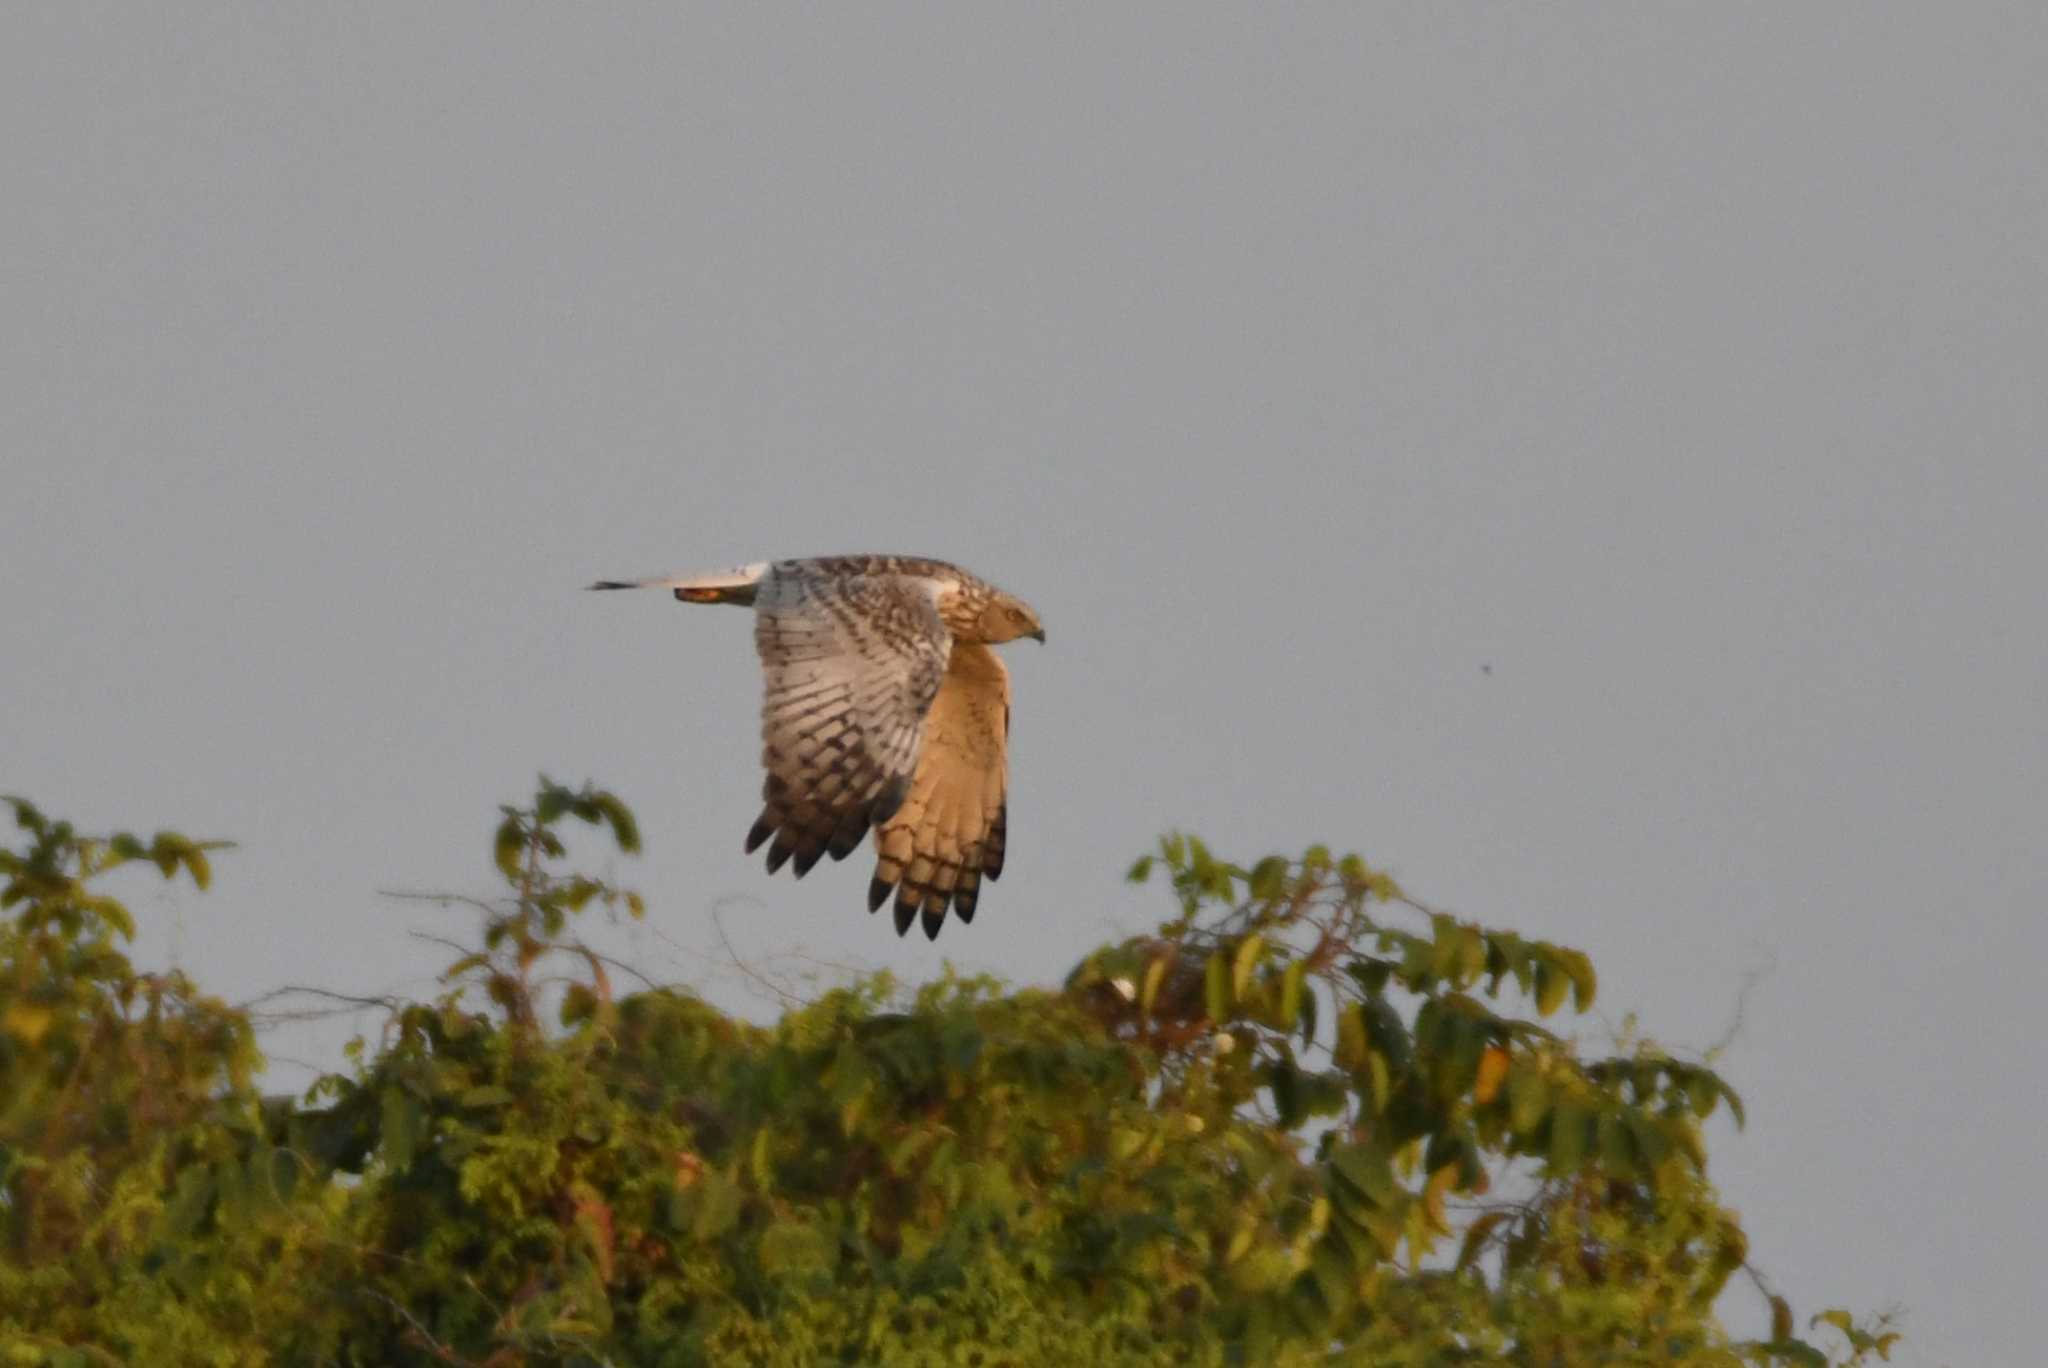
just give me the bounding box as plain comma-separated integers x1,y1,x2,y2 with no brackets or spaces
590,555,1044,939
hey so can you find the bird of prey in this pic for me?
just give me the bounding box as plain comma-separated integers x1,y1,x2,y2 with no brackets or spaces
590,555,1044,939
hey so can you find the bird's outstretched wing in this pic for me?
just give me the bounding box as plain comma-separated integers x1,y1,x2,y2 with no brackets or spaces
870,641,1011,939
746,568,951,879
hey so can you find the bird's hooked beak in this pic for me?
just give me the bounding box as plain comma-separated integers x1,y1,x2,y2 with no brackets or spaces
1029,627,1046,644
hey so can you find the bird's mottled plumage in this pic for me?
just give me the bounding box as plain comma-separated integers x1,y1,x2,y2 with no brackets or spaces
590,555,1043,939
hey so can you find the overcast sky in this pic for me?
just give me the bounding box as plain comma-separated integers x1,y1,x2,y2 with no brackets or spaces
5,5,2042,1362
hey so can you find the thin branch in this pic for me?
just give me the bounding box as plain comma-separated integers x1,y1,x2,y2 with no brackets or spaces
377,888,502,917
1705,952,1775,1062
710,903,804,1009
241,985,407,1017
581,944,661,994
407,930,480,961
361,1289,477,1366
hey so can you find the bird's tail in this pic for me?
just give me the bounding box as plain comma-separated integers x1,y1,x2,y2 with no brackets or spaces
587,562,769,605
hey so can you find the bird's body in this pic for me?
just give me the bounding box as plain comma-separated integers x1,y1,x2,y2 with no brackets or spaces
591,555,1043,939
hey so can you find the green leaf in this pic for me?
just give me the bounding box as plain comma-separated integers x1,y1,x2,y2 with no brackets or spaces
1360,996,1411,1073
1366,1048,1392,1115
439,952,488,981
1595,1108,1636,1173
1558,948,1597,1011
1626,1112,1674,1168
164,1166,214,1237
379,1087,423,1172
1232,933,1264,1001
1721,1080,1747,1129
1548,1099,1588,1172
1126,855,1154,883
561,982,599,1026
1330,1141,1397,1207
1269,1058,1302,1128
1248,856,1289,901
759,1220,834,1279
594,790,641,853
1205,952,1230,1023
692,1170,742,1241
1455,1210,1510,1272
1278,960,1305,1029
1139,954,1169,1015
1455,927,1486,985
1335,1003,1367,1069
493,817,525,882
535,782,569,823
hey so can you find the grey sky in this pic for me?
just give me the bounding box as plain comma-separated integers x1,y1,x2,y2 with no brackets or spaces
5,5,2042,1362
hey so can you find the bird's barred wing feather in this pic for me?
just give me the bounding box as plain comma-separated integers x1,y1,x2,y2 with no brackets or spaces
870,642,1011,939
747,570,951,879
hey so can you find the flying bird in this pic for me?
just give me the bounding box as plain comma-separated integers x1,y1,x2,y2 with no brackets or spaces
590,555,1044,939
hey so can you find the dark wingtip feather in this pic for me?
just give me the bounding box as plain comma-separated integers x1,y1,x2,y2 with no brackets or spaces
791,845,823,878
868,876,893,913
921,903,946,940
764,834,794,875
954,893,976,924
892,897,917,937
872,775,911,825
827,810,867,860
744,812,776,855
984,805,1008,880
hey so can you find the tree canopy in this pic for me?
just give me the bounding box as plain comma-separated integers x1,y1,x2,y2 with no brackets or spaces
1,781,1897,1366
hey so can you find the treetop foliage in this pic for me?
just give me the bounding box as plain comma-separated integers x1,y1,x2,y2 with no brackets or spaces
1,782,1898,1366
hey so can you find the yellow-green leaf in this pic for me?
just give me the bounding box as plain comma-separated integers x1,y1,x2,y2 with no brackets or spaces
1278,960,1305,1028
1455,1210,1510,1272
1366,1049,1392,1115
1205,952,1230,1022
1232,933,1264,1001
1140,954,1169,1016
1558,948,1597,1011
1548,1099,1587,1172
1507,1064,1549,1137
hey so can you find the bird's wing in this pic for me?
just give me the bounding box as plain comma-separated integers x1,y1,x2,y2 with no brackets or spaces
746,568,952,879
870,641,1011,939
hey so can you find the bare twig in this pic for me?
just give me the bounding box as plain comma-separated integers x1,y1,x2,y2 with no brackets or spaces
1705,952,1775,1061
362,1289,477,1366
710,902,805,1009
377,888,505,920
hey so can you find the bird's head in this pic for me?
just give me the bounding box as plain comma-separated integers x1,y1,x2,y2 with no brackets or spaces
977,592,1046,645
